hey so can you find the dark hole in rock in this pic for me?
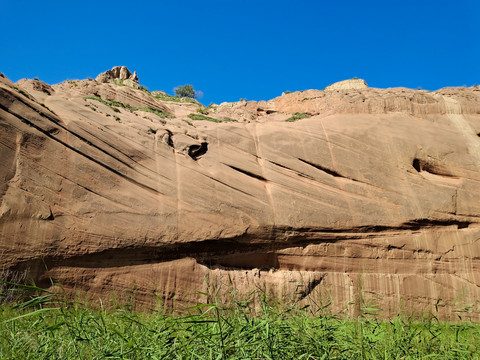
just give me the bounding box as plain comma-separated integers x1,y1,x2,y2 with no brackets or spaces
188,142,208,160
412,158,421,172
163,129,174,148
411,158,455,177
226,164,267,181
214,252,279,270
458,222,469,229
299,158,344,178
45,208,55,221
46,127,60,135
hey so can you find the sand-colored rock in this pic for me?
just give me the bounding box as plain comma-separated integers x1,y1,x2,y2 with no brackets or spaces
96,66,141,89
324,78,368,91
2,68,480,319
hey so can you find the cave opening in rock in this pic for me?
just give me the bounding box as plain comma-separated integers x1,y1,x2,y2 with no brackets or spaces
412,158,421,172
188,142,208,160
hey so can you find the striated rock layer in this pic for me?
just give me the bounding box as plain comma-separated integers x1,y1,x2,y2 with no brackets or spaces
1,72,480,319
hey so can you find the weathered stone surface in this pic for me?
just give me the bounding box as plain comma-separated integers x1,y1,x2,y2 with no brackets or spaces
324,78,368,91
96,66,140,89
1,69,480,319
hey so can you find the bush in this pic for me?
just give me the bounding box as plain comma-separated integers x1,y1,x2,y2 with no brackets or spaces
188,113,222,122
196,107,209,115
175,84,197,98
285,112,311,122
83,96,174,118
151,91,199,104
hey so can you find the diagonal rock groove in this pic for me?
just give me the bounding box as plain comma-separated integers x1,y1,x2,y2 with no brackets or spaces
203,173,260,198
268,160,315,180
298,157,353,180
8,88,61,123
225,164,267,182
296,276,325,300
5,88,173,179
2,90,144,172
78,125,165,170
0,103,164,195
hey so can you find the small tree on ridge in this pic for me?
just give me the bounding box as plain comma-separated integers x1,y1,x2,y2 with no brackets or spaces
175,84,197,98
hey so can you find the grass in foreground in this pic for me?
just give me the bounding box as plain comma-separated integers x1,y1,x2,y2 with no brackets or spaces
0,285,479,359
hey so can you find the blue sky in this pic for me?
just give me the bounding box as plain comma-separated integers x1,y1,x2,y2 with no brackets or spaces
1,0,478,105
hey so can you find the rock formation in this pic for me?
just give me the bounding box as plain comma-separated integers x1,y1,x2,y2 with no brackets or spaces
96,66,140,89
1,68,480,319
324,78,368,91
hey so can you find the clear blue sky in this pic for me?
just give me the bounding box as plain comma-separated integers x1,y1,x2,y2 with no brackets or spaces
1,0,478,105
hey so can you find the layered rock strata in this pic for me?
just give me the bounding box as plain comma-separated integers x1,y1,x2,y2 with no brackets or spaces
1,72,480,319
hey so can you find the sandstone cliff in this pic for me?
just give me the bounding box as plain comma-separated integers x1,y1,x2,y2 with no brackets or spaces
1,70,480,319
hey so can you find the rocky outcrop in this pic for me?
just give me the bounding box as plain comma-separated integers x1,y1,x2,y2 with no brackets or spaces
96,66,140,89
324,78,368,91
16,78,54,96
1,69,480,319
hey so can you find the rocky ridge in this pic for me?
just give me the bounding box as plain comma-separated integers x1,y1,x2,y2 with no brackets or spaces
1,68,480,319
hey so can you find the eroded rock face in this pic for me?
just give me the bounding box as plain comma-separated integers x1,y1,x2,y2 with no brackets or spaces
1,69,480,319
96,66,140,89
324,78,368,91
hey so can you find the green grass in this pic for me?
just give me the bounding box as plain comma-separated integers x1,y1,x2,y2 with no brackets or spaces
112,79,150,93
285,112,312,122
183,119,194,126
83,96,129,110
196,106,210,115
92,78,199,104
188,113,223,122
83,96,174,118
0,285,479,359
138,106,174,119
151,91,200,104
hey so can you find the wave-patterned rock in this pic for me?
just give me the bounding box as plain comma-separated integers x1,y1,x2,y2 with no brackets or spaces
1,70,480,319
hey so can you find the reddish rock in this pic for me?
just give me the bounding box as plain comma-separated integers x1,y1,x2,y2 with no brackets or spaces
1,70,480,319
